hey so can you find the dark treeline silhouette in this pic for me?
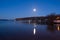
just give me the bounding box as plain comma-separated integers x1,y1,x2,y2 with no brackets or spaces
15,13,60,24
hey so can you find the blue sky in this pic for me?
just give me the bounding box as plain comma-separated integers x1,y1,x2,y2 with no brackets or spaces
0,0,60,19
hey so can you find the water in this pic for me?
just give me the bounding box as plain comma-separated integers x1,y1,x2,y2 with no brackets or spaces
0,21,60,40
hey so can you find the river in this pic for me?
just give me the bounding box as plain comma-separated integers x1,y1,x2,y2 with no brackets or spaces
0,21,60,40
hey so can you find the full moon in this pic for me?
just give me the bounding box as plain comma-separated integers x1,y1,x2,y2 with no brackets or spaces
33,8,36,12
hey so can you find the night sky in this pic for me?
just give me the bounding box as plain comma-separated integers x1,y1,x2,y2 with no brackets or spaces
0,0,60,19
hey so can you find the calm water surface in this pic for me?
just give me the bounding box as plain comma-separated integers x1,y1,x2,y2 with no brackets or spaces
0,21,60,40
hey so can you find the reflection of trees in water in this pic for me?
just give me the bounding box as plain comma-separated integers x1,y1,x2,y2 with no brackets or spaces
47,24,60,32
47,25,56,32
